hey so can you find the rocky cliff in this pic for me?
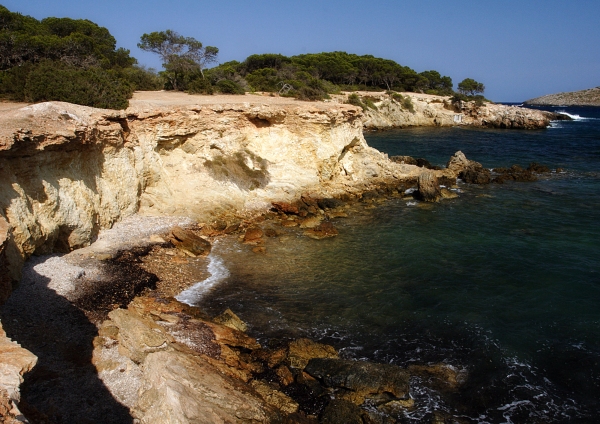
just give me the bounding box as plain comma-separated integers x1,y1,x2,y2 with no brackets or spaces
0,96,420,289
331,92,562,129
524,86,600,106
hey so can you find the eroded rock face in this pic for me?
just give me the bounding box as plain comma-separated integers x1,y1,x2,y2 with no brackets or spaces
0,99,420,288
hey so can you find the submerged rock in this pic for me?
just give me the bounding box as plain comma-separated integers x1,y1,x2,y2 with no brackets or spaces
492,165,537,183
243,226,264,244
303,222,339,240
408,363,467,391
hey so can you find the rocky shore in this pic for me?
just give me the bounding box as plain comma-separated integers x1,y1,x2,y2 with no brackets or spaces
0,93,565,423
329,92,567,130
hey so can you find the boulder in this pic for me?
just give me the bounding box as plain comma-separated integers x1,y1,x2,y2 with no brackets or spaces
304,358,410,405
446,151,470,174
287,338,338,369
170,226,211,257
460,164,491,184
213,308,248,333
134,350,273,424
416,171,441,202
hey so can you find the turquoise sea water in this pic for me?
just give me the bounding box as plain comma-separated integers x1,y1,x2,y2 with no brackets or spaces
189,107,600,422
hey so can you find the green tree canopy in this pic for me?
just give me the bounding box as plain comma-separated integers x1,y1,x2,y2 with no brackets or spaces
0,5,158,108
138,30,218,90
458,78,485,96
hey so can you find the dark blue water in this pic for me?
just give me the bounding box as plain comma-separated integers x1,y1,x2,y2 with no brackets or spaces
193,107,600,422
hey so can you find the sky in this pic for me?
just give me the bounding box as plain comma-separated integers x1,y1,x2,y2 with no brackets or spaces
3,0,599,102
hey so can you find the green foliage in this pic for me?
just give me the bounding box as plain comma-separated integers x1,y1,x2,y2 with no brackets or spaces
208,51,454,99
458,78,485,96
138,29,218,90
121,65,162,91
23,60,132,109
345,93,378,111
402,96,415,113
0,5,151,109
187,76,214,94
216,79,245,94
246,68,279,92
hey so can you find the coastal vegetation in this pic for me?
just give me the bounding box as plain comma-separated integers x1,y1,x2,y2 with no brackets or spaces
0,4,487,108
0,4,160,109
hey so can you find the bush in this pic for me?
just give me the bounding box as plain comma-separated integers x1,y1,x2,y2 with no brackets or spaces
23,60,132,109
216,79,245,94
121,66,162,91
296,85,325,101
401,96,415,113
245,68,279,92
187,77,213,94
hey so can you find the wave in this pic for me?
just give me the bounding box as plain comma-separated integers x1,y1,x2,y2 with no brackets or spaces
556,111,596,121
176,246,230,305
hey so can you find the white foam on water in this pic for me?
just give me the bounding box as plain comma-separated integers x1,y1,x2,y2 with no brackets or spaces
556,111,596,121
406,201,417,206
404,187,417,194
176,247,230,305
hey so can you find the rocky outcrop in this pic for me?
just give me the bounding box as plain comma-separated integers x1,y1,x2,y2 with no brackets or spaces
0,98,422,287
524,86,600,106
331,92,562,129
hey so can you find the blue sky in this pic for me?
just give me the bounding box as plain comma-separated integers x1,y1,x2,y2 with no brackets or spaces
3,0,599,101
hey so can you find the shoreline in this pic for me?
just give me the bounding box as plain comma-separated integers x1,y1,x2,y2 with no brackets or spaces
0,93,568,422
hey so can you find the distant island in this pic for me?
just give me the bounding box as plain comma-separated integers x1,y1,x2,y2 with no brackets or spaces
524,87,600,106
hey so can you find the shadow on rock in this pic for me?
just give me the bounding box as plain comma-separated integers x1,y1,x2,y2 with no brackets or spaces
0,255,133,424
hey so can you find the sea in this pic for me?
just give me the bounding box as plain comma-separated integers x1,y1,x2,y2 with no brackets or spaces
179,106,600,423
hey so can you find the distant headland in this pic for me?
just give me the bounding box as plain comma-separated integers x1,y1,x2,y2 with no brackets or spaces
524,87,600,107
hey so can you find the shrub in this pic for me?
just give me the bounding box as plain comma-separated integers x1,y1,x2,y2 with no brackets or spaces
187,77,214,94
216,79,245,94
296,85,325,101
121,66,162,91
346,93,366,110
401,96,415,113
23,60,132,109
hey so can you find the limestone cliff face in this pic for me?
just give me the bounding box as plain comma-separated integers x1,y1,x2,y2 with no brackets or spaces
0,100,416,281
333,92,558,129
